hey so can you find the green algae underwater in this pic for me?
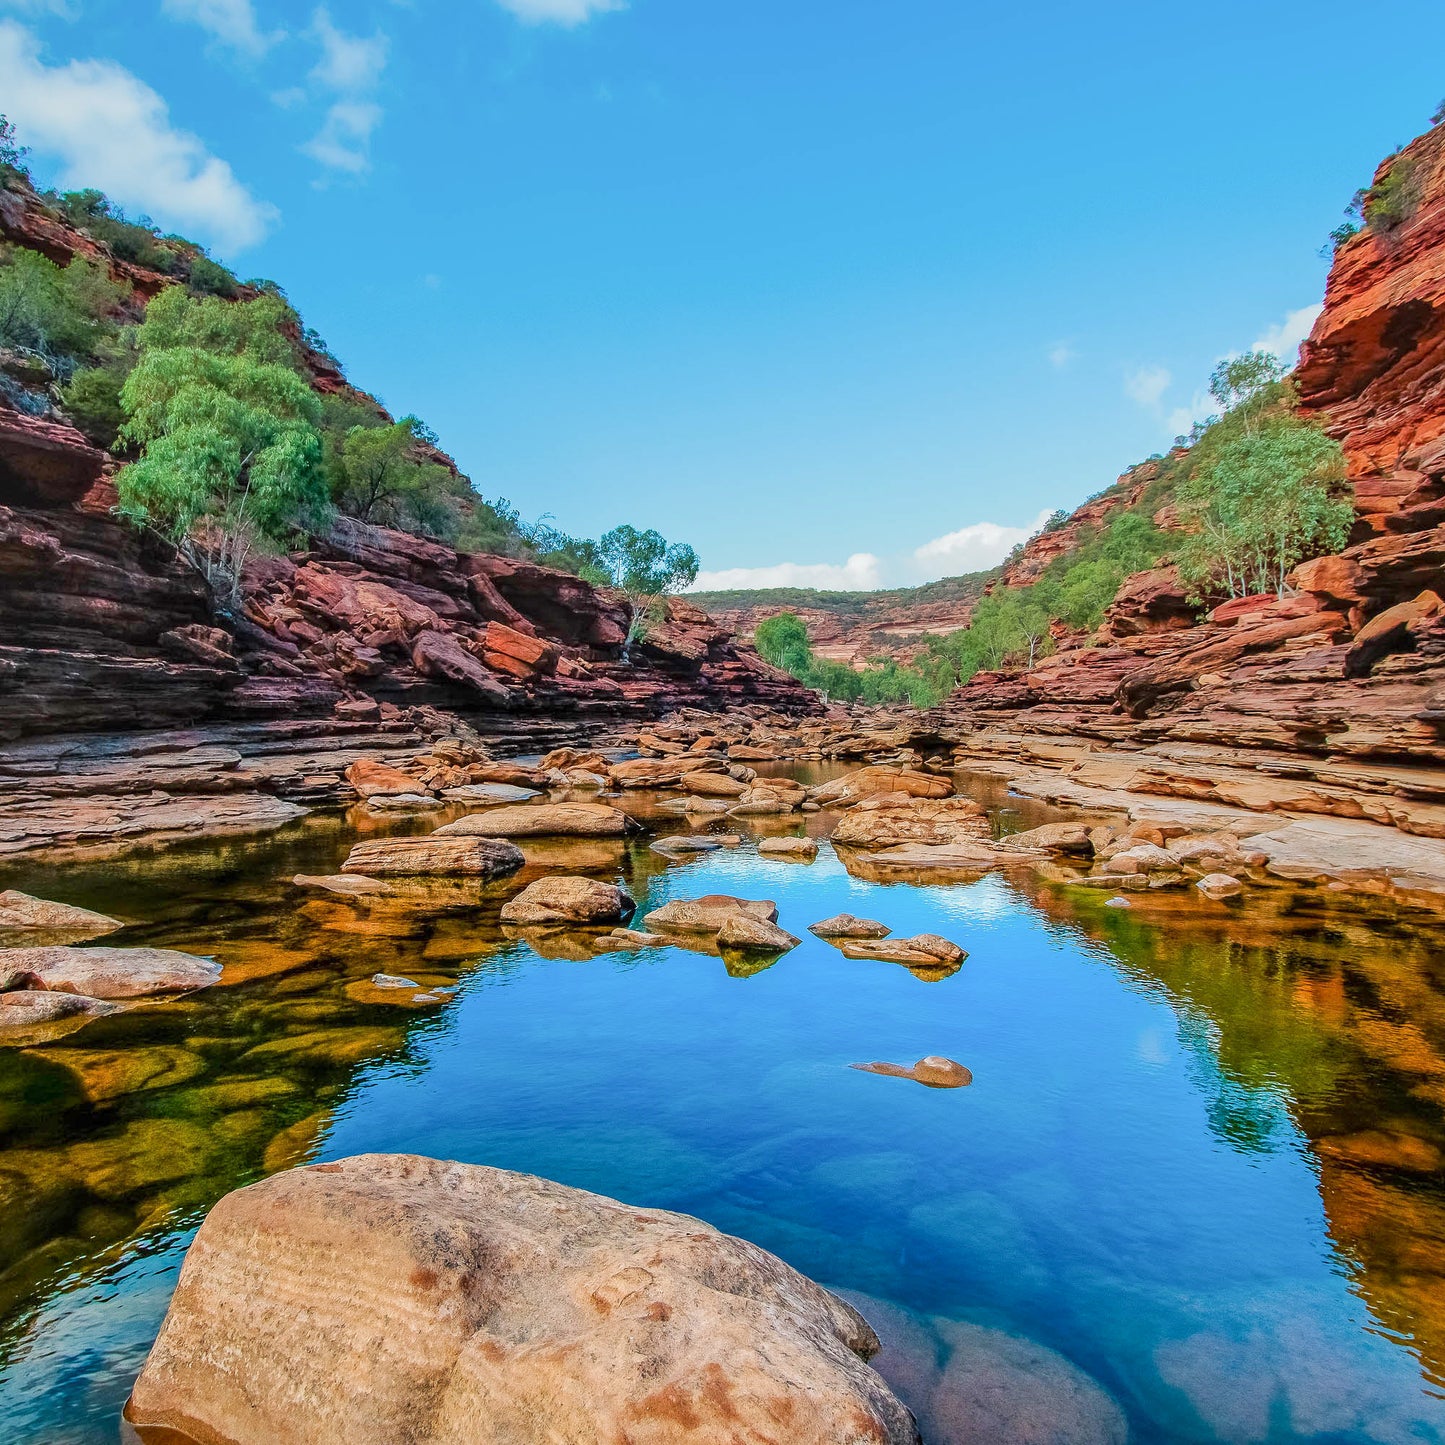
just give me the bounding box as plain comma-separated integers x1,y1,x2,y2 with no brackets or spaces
1,775,1444,1444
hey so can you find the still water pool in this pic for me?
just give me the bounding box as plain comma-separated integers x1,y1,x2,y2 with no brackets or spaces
1,774,1444,1443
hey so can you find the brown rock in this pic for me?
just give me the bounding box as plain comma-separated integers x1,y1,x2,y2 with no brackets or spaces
1344,590,1444,677
811,767,953,804
499,877,636,926
716,915,801,954
851,1057,973,1089
758,836,819,860
809,914,892,940
833,935,967,969
643,896,779,933
436,804,637,838
1196,872,1244,899
0,945,220,998
830,797,987,850
0,989,124,1045
341,836,525,878
0,890,123,940
126,1154,919,1445
293,874,394,898
345,758,428,799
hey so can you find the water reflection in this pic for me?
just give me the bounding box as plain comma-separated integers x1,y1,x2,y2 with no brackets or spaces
0,779,1441,1442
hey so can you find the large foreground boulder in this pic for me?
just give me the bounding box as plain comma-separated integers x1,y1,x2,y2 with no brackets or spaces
127,1155,920,1445
437,803,638,838
0,890,123,940
0,945,220,998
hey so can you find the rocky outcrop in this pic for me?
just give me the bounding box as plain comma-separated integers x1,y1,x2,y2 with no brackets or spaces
126,1154,920,1445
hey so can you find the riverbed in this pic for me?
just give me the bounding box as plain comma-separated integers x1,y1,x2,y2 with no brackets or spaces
1,767,1443,1443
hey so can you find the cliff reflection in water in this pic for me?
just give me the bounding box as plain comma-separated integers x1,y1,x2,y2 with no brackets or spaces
0,790,1443,1442
1022,877,1445,1392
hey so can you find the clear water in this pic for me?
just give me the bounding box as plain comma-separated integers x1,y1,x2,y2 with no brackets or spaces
1,774,1444,1444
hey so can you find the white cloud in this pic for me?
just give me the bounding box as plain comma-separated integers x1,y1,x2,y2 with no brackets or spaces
1252,303,1323,365
302,10,387,175
1124,365,1171,408
301,99,382,174
310,8,386,91
0,20,276,250
690,507,1059,594
910,509,1053,576
493,0,625,23
162,0,280,57
692,553,883,593
1048,341,1075,368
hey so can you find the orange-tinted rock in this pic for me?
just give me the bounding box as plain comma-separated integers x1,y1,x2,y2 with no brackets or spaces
126,1155,920,1445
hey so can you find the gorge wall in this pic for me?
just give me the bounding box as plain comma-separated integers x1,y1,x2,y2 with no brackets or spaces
0,182,815,749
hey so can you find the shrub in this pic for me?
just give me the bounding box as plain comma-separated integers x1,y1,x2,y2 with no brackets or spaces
0,248,129,377
0,114,29,188
188,255,239,299
1362,157,1422,233
59,361,129,447
59,190,184,274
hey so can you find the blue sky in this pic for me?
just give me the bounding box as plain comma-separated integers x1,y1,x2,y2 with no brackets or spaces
4,0,1445,589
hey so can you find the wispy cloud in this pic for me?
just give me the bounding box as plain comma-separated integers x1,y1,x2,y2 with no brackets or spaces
493,0,625,23
303,8,387,176
1047,341,1075,368
691,508,1055,594
162,0,281,57
0,20,276,250
1124,365,1171,408
1253,303,1323,365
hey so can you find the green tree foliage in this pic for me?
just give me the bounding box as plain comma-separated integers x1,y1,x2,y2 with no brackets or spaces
754,611,812,672
0,247,128,377
187,255,239,298
58,356,131,446
116,287,327,605
58,190,187,273
592,525,701,656
0,115,29,188
1173,351,1351,601
331,414,465,535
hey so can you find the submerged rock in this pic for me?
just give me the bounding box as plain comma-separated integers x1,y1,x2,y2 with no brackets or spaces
293,873,394,898
499,877,636,927
341,836,525,879
833,935,966,969
852,1056,973,1089
437,803,638,839
126,1154,921,1445
810,913,892,940
0,889,123,940
371,974,419,989
0,989,124,1046
0,945,221,999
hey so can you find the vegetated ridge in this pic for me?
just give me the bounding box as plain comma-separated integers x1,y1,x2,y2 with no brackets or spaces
0,126,816,746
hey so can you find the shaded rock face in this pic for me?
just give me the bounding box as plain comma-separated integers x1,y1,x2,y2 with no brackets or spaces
127,1154,921,1445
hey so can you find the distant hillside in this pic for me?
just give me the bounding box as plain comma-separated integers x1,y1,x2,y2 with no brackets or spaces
689,570,995,617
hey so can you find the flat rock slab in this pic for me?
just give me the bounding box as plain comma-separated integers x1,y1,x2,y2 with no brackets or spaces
126,1154,920,1445
442,783,542,805
499,877,636,927
342,836,525,879
758,837,819,860
437,804,637,839
0,889,123,941
592,928,668,952
294,873,394,898
650,835,724,856
835,935,967,974
810,914,891,940
643,895,779,934
0,945,221,998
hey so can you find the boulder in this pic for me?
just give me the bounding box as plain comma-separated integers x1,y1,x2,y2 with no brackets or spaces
650,835,724,856
0,889,123,940
499,878,636,926
437,804,637,839
410,630,512,705
592,928,668,952
716,915,801,954
345,758,428,799
342,836,525,879
442,782,543,805
851,1056,973,1089
1196,872,1244,899
0,945,221,998
680,771,749,798
810,767,952,805
643,895,779,934
366,792,443,813
830,797,988,850
126,1155,920,1445
998,822,1095,856
1343,589,1444,677
809,914,891,940
758,836,819,861
1102,843,1178,874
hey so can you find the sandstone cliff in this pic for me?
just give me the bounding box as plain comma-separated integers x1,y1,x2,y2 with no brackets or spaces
0,182,815,744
